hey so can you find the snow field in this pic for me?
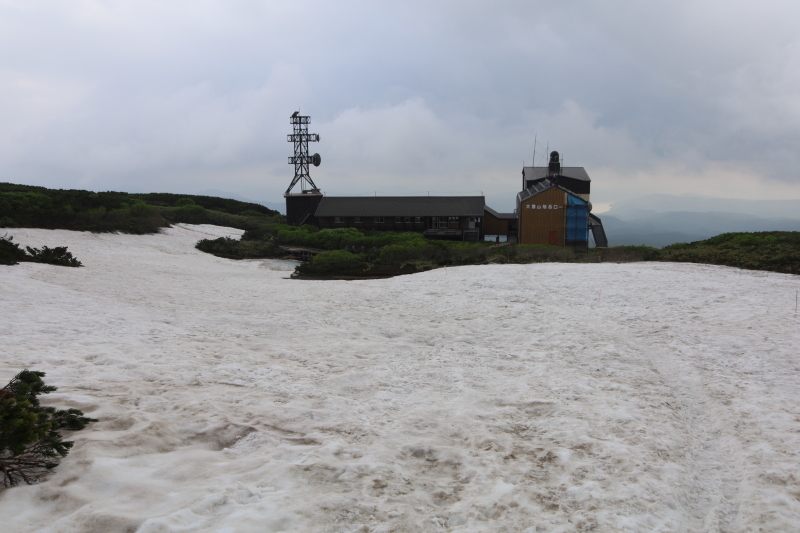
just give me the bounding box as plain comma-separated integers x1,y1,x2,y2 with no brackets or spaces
1,225,799,532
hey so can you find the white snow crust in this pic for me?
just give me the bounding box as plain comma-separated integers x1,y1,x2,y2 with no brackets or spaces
1,224,800,532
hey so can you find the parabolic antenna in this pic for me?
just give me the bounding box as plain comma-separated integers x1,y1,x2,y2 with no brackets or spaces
312,153,321,167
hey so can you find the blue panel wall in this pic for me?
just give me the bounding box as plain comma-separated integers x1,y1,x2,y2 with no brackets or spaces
565,194,588,243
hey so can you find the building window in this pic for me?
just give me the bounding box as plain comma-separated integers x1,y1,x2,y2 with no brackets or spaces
354,217,362,223
375,216,384,223
414,217,421,223
433,217,449,229
405,217,411,223
395,217,402,223
334,217,344,224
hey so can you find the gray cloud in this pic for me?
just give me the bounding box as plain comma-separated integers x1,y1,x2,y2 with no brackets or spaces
2,0,800,212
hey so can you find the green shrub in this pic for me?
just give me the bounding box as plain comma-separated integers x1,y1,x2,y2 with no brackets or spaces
494,244,577,263
0,234,83,267
377,242,437,265
162,206,282,232
195,237,282,259
24,245,83,267
0,182,279,233
661,232,800,274
296,250,368,275
0,370,96,487
240,209,267,217
587,245,662,262
0,234,28,265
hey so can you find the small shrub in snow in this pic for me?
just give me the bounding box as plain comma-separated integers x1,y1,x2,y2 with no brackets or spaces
0,370,96,487
0,234,82,267
24,245,83,267
0,234,29,265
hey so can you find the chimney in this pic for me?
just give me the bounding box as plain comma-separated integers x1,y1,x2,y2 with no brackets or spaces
548,151,561,176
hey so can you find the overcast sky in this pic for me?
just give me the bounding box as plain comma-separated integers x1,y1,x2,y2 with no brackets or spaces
2,0,800,212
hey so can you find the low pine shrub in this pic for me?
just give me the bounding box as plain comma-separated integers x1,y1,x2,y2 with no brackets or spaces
0,234,28,265
0,235,82,267
25,245,83,267
295,250,368,275
195,237,282,259
0,370,96,487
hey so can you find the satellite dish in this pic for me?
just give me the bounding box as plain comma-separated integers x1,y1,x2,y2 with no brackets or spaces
312,153,321,166
291,111,299,118
587,201,592,212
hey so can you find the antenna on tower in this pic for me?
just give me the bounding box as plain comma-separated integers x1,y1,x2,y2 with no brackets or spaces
530,134,537,191
285,112,321,194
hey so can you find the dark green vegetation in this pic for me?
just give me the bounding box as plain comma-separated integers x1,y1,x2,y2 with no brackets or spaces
287,230,800,278
195,236,283,259
0,182,277,234
0,234,82,267
294,239,661,278
0,370,96,487
2,183,797,277
1,182,281,266
660,232,800,275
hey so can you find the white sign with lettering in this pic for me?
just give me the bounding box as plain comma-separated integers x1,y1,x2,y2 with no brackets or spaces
525,204,561,210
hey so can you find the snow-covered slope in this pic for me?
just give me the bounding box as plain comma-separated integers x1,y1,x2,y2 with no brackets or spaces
1,225,799,532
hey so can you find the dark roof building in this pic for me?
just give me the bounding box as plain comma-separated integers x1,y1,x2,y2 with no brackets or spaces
313,196,486,241
315,196,485,217
281,123,607,247
514,151,606,248
522,166,591,198
483,206,517,220
517,177,579,203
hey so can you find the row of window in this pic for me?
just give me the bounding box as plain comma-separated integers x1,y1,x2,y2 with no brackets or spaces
334,216,424,224
331,216,479,225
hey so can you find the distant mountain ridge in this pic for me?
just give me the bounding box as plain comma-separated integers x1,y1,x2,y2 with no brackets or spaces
198,189,285,214
608,193,800,220
602,194,800,247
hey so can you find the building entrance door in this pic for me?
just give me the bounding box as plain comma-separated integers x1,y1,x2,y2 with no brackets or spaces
549,231,559,245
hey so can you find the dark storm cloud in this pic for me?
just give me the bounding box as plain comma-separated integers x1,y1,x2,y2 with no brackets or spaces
1,0,799,210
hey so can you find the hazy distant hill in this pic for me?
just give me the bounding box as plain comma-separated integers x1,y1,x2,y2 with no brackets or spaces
199,189,285,214
601,194,800,247
608,193,800,220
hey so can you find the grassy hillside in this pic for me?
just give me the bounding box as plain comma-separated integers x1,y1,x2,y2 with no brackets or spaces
282,231,800,278
660,232,800,275
0,182,279,234
3,183,797,277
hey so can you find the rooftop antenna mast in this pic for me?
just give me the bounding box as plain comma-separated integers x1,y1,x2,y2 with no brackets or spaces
285,111,321,194
529,134,537,191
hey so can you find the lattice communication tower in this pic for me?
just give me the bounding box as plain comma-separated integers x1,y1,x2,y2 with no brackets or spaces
285,111,321,194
